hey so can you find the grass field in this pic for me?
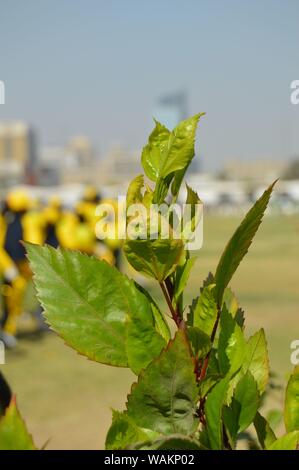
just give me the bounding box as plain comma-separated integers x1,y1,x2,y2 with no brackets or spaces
2,213,299,449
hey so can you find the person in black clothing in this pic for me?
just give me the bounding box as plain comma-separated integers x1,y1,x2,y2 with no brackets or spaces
0,371,12,415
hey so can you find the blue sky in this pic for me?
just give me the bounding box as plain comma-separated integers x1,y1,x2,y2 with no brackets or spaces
0,0,298,169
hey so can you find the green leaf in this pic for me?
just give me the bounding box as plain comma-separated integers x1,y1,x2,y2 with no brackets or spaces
198,428,211,449
133,282,170,342
222,288,239,316
171,169,188,200
141,120,170,182
183,184,202,231
154,174,174,204
224,326,247,404
224,372,259,446
225,323,247,377
254,412,276,449
173,256,196,305
181,185,203,243
185,183,201,205
206,349,220,376
126,284,167,374
202,272,215,289
126,324,165,376
126,174,145,207
226,328,268,402
159,114,203,178
0,398,36,450
233,373,259,433
27,244,165,369
199,375,221,399
187,284,218,336
285,365,299,432
152,114,204,203
222,287,245,328
105,410,158,450
139,435,203,450
205,377,229,450
124,238,184,282
234,308,245,329
150,304,171,344
244,329,269,394
218,306,237,374
187,327,212,359
214,181,276,305
127,330,198,435
27,244,128,366
222,407,238,448
266,409,282,429
126,175,154,222
268,431,299,450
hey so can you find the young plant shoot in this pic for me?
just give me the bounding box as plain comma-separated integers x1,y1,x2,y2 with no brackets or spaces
1,114,298,450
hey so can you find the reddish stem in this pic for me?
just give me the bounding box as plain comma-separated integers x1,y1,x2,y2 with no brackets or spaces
159,281,181,327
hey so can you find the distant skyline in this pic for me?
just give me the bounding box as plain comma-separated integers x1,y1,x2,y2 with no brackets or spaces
0,0,299,170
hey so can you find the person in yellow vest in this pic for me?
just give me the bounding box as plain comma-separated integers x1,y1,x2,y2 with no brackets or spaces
74,200,115,264
77,186,102,234
22,205,45,247
2,189,52,339
56,195,114,265
19,195,62,250
83,185,101,205
22,197,63,331
0,197,27,347
42,195,62,248
3,189,32,268
56,209,79,250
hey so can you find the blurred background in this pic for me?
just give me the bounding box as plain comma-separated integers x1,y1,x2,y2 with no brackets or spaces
0,0,298,449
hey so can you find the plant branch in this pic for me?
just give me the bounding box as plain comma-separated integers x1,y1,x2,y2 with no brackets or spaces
159,281,181,327
211,302,222,343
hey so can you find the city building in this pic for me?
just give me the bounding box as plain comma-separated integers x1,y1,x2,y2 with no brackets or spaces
221,159,288,182
153,91,187,130
100,146,142,184
38,146,67,186
66,136,94,165
0,122,37,182
38,136,94,186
